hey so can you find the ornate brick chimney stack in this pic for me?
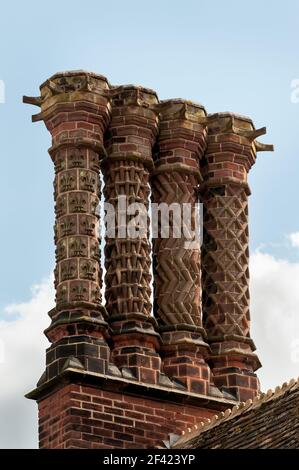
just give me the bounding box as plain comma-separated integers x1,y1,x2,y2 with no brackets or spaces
102,85,162,384
201,113,274,401
24,72,273,449
151,100,211,394
24,71,111,386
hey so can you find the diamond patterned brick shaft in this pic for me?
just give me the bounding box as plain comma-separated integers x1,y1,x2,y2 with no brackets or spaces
202,184,250,338
23,71,112,381
200,113,273,401
102,86,162,384
151,100,212,394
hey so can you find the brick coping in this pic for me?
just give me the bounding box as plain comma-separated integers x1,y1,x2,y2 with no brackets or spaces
26,368,237,410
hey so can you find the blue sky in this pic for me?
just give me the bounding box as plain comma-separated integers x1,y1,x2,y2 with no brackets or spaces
0,0,299,308
1,0,299,449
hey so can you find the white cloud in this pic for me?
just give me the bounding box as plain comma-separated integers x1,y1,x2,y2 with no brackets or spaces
1,246,299,448
0,275,54,448
250,251,299,391
288,231,299,248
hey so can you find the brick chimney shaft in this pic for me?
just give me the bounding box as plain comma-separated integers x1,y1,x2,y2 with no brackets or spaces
102,85,162,384
24,71,112,382
151,100,212,394
200,113,272,401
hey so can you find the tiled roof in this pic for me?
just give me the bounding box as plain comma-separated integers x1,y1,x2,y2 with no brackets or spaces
171,377,299,449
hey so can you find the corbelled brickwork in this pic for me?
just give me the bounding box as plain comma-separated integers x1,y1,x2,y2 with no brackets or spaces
23,70,273,449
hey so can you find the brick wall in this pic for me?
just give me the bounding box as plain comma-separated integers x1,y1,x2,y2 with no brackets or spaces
38,383,220,449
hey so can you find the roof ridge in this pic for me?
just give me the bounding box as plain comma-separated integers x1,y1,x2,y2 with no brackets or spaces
172,376,299,448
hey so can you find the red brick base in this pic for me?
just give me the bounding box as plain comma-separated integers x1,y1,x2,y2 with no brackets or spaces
38,380,232,449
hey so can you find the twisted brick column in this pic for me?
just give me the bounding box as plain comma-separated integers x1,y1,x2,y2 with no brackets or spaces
24,71,111,381
151,100,211,394
201,113,273,400
102,86,162,384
